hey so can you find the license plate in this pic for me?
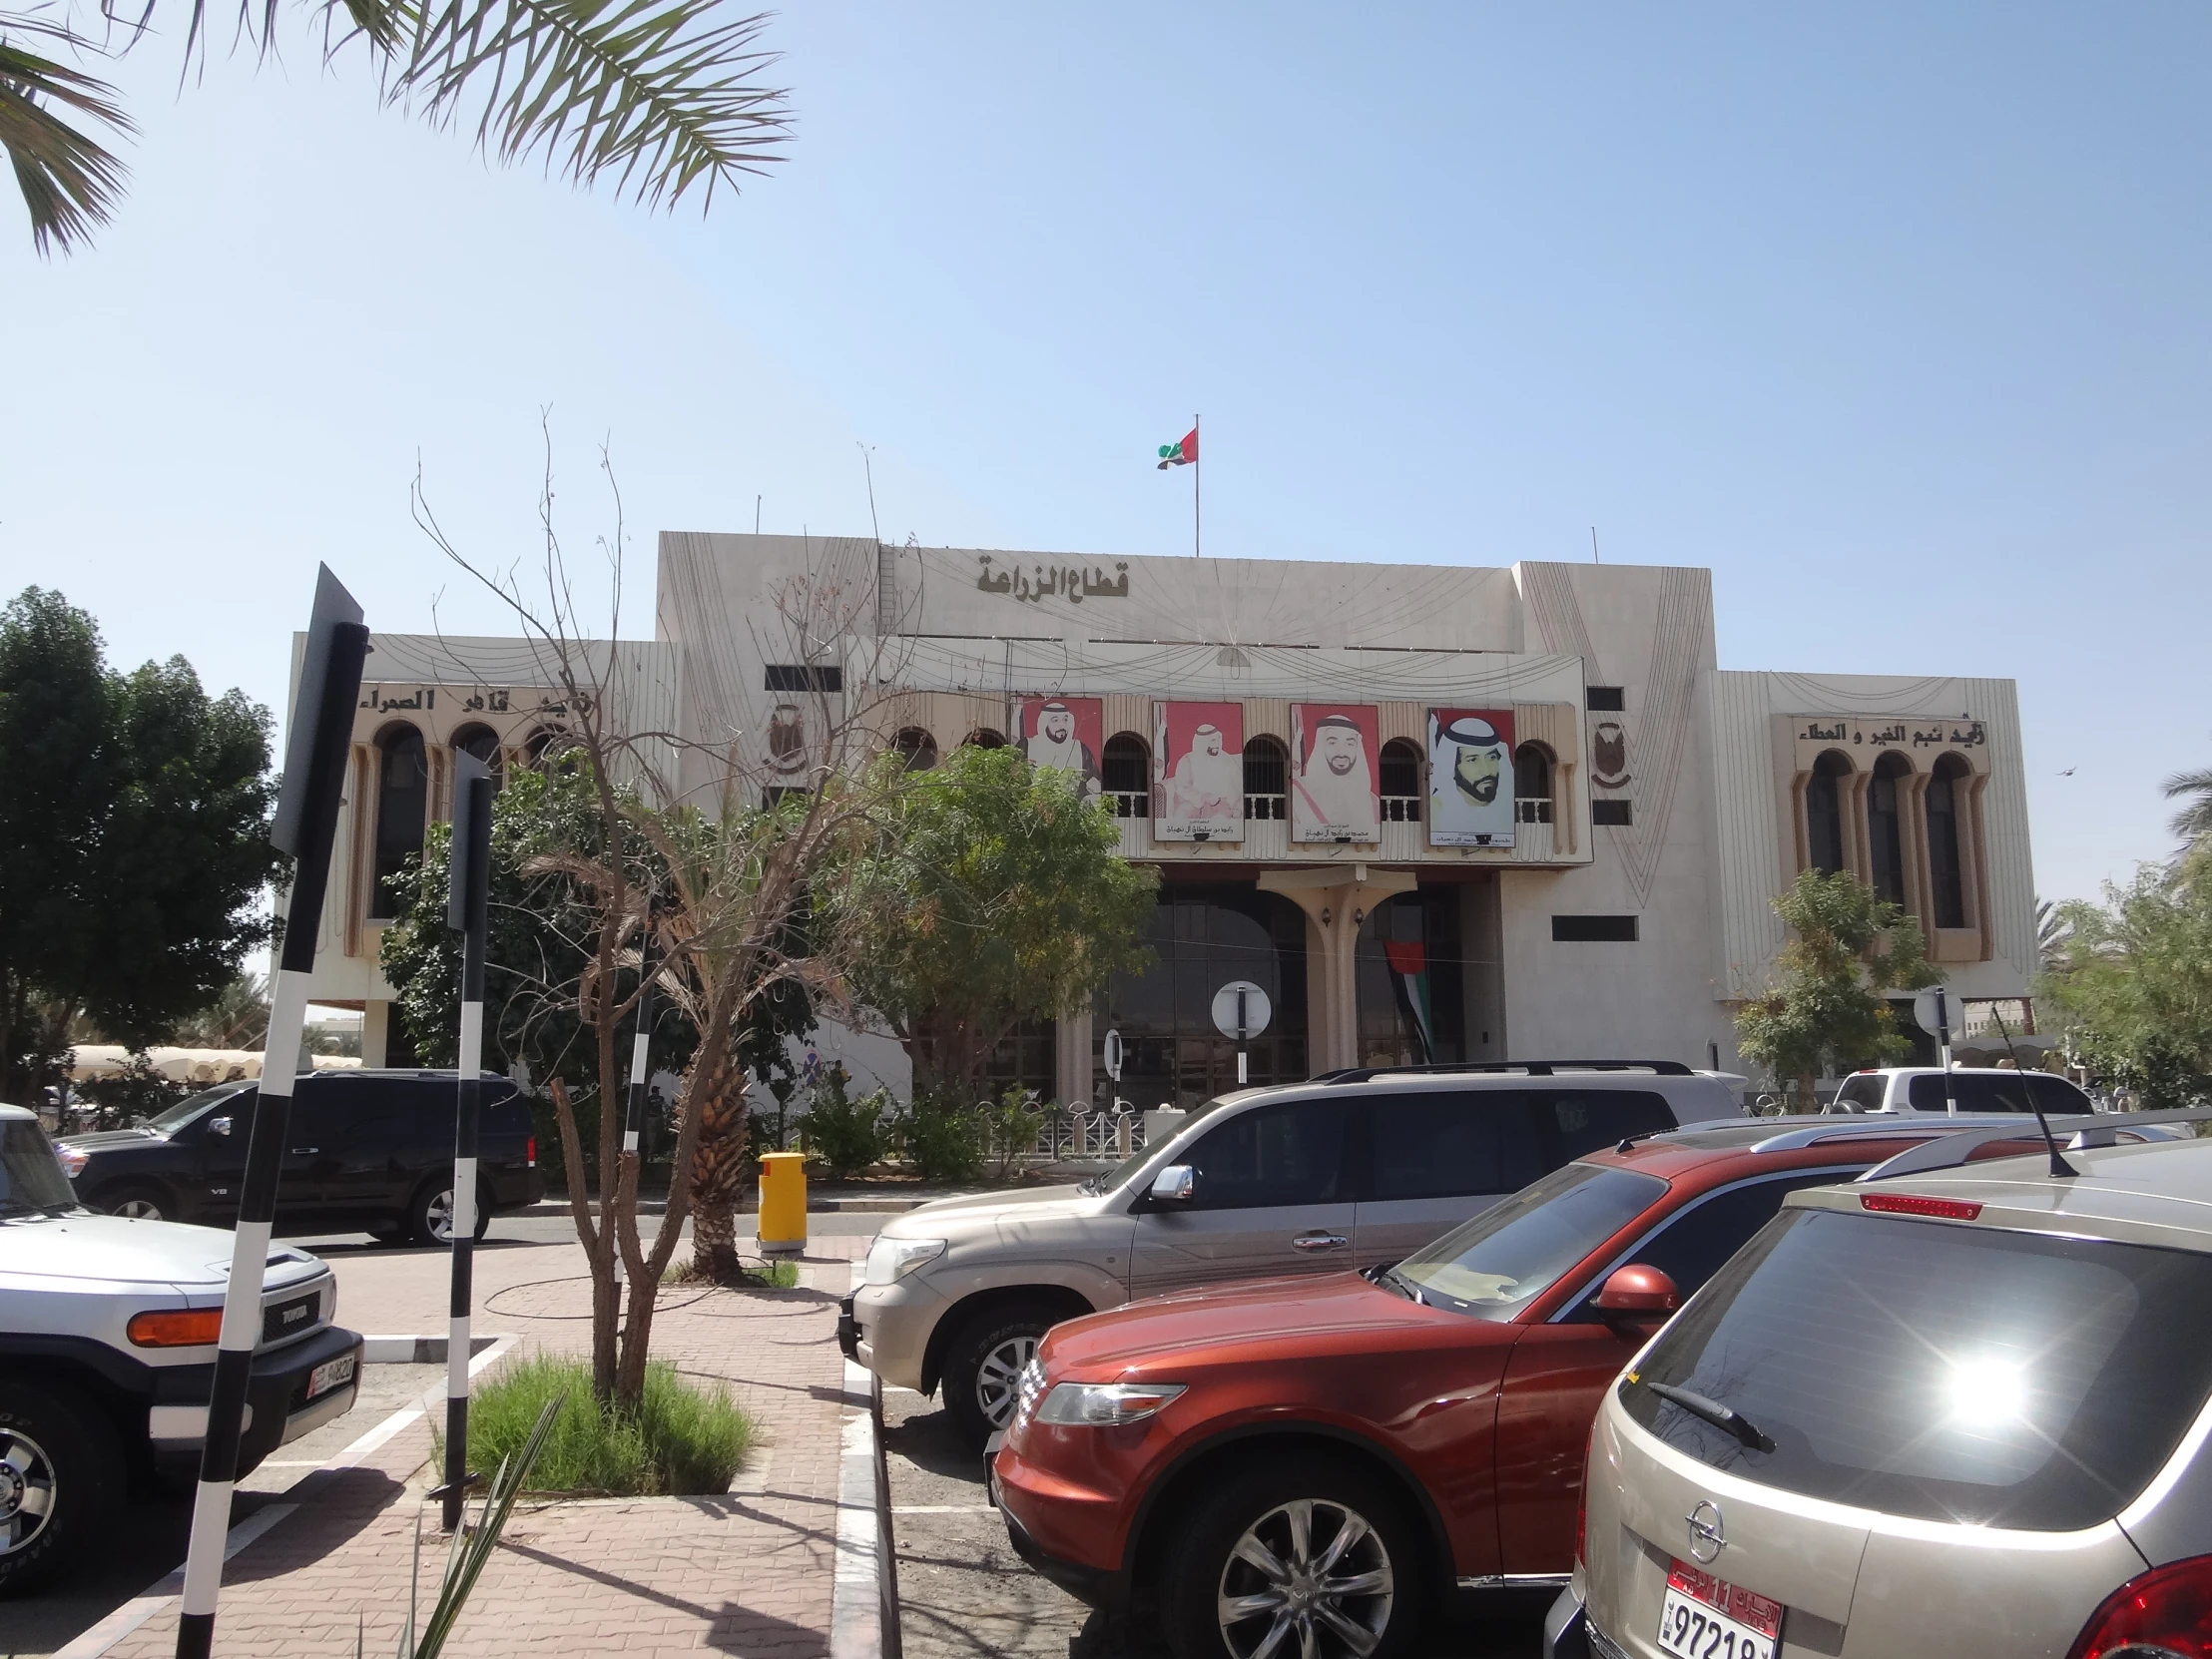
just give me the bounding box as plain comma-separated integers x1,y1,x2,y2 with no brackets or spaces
263,1292,317,1344
1657,1561,1781,1659
305,1354,356,1400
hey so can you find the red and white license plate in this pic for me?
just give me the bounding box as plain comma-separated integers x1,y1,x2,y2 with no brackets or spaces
1656,1560,1781,1659
305,1354,357,1400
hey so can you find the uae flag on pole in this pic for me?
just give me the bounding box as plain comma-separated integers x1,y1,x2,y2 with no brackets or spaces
1157,427,1198,469
1382,940,1435,1063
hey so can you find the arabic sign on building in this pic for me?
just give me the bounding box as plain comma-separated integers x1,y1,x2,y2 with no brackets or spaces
1426,708,1516,847
1787,716,1990,773
1291,704,1381,843
974,555,1132,605
1018,697,1104,798
1154,702,1244,841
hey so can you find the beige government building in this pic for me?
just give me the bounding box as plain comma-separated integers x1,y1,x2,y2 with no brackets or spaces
293,533,2041,1107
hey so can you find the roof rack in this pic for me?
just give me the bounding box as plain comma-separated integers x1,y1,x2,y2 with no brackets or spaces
1856,1106,2212,1183
1314,1059,1694,1085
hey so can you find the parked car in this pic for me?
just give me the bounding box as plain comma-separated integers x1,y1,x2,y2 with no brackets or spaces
986,1113,2134,1659
1,1102,361,1594
1824,1065,2094,1115
1555,1124,2212,1659
842,1061,1750,1445
52,1069,545,1244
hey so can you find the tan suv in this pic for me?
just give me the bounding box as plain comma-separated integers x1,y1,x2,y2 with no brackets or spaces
836,1061,1747,1445
1554,1118,2212,1659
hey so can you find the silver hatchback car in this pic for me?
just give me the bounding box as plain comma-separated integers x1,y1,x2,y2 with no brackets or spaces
1553,1126,2212,1659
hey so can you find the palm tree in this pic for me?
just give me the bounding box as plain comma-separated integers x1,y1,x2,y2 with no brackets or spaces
2166,766,2212,851
2034,896,2068,974
1,0,790,254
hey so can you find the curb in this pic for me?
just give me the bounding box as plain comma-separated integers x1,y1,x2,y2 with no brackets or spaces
831,1262,898,1659
359,1332,502,1365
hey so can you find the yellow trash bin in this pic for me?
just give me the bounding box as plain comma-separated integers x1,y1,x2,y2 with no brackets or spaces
758,1151,808,1257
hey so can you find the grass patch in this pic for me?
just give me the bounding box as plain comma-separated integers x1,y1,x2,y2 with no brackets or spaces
443,1355,753,1496
662,1255,801,1289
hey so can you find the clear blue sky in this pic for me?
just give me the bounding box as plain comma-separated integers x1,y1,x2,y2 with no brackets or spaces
4,3,2206,906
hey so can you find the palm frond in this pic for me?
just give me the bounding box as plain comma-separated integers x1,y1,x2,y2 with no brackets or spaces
2164,766,2212,844
0,23,133,255
385,0,789,211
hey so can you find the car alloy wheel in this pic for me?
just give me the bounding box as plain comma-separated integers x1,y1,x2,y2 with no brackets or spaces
0,1425,58,1559
425,1186,457,1244
1215,1497,1394,1659
975,1333,1040,1428
110,1196,162,1220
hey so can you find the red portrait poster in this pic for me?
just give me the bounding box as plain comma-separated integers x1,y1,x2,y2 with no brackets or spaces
1153,702,1244,841
1291,704,1381,843
1016,697,1103,799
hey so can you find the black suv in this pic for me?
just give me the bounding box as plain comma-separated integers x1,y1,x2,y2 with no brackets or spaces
54,1069,546,1244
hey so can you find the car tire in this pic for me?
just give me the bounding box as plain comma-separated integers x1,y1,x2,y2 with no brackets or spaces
941,1301,1061,1449
406,1175,492,1247
365,1225,408,1247
0,1381,125,1598
93,1182,172,1223
1160,1454,1423,1659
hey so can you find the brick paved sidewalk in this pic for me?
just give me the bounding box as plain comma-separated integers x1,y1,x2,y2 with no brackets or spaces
104,1234,866,1658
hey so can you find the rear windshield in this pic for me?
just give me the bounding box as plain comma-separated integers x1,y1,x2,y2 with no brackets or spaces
1390,1162,1665,1321
1906,1072,2093,1114
2,1119,78,1212
1623,1209,2212,1530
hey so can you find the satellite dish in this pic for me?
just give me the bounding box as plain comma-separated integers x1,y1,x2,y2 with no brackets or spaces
1211,981,1272,1042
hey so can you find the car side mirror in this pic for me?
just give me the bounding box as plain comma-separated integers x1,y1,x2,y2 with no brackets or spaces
208,1116,233,1138
1592,1264,1680,1317
1150,1165,1196,1204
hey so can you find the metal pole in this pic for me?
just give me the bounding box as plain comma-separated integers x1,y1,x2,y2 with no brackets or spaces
1193,413,1201,558
442,755,493,1531
623,918,657,1161
1936,986,1958,1115
177,569,365,1659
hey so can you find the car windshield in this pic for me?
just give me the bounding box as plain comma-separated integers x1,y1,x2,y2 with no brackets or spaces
1,1120,80,1214
143,1080,255,1135
1622,1208,2212,1530
1389,1161,1666,1321
1083,1095,1241,1195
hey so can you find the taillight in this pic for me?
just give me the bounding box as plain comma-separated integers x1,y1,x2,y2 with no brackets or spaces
2067,1554,2212,1658
526,1136,536,1167
1861,1193,1982,1221
129,1308,224,1347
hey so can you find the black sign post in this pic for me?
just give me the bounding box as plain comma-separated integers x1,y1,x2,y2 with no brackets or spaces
441,751,494,1530
176,567,366,1659
623,916,656,1164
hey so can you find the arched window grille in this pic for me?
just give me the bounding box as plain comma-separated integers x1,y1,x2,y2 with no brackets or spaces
1928,754,1969,928
1101,733,1150,820
451,723,504,793
1243,735,1287,821
892,727,938,771
1806,751,1851,875
1513,742,1555,825
1868,751,1911,905
1379,739,1422,823
964,728,1006,750
371,725,428,919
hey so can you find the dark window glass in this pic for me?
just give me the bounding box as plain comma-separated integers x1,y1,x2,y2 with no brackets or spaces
1807,752,1850,876
1576,1176,1839,1319
1181,1099,1351,1210
1552,914,1639,942
451,724,505,793
1868,755,1909,905
1533,1089,1676,1159
892,728,937,771
1243,736,1287,821
1906,1072,2091,1114
764,664,841,693
2,1118,78,1209
1586,687,1626,713
964,728,1006,750
1379,740,1422,822
372,726,428,919
1368,1091,1545,1202
1592,799,1633,827
1624,1210,2212,1530
1514,744,1553,825
1832,1074,1889,1112
2028,1074,2095,1115
1102,733,1150,819
1929,757,1968,927
1393,1162,1666,1321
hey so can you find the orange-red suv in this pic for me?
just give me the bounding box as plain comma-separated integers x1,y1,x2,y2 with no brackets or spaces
989,1116,2092,1659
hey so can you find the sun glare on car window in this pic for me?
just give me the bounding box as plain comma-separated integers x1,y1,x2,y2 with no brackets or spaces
1945,1354,2029,1427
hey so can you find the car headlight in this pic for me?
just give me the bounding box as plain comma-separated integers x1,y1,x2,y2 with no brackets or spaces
56,1145,89,1179
862,1235,946,1286
1034,1382,1187,1427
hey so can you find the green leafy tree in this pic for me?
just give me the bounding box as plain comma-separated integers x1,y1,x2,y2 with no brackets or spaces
2166,766,2212,854
832,744,1159,1100
2039,855,2212,1107
4,0,792,255
0,588,281,1099
1734,868,1936,1106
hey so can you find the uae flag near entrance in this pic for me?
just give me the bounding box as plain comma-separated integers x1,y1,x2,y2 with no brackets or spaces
1382,939,1435,1063
1156,417,1200,556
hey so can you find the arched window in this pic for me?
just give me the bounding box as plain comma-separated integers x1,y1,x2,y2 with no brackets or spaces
451,723,504,793
523,727,569,768
370,725,427,919
892,727,938,771
964,728,1006,750
1243,735,1287,821
1868,752,1911,905
1513,742,1555,825
1806,751,1851,875
1101,732,1150,821
1379,739,1422,823
1927,754,1969,928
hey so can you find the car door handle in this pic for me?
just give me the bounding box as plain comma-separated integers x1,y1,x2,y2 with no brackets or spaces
1292,1232,1350,1252
290,1146,319,1155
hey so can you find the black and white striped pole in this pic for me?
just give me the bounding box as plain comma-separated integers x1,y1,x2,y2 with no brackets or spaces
622,915,656,1164
441,750,494,1532
176,567,366,1659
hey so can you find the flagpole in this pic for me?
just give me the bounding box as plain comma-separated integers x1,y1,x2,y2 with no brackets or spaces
1194,412,1201,558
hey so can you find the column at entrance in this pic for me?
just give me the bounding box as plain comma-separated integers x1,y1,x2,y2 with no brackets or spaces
1257,865,1417,1073
1055,1005,1095,1109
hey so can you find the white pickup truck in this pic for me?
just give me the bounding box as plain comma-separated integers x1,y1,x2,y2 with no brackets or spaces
0,1101,362,1594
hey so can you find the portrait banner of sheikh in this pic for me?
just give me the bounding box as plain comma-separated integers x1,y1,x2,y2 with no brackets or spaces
1427,709,1515,847
1153,701,1244,841
1018,697,1104,798
1291,704,1382,843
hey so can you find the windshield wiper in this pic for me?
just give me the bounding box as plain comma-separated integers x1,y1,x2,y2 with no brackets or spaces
1379,1266,1427,1306
1077,1175,1103,1197
1648,1382,1775,1453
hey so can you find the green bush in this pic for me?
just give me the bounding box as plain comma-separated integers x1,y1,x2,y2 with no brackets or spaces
981,1084,1047,1181
799,1068,887,1178
895,1090,983,1182
444,1354,752,1495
